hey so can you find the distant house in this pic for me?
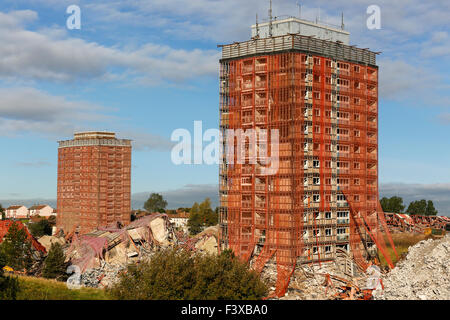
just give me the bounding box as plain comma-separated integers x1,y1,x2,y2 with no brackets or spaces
167,211,190,232
5,205,28,219
28,205,55,218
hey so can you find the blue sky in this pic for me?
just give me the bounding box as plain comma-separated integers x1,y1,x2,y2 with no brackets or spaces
0,0,449,214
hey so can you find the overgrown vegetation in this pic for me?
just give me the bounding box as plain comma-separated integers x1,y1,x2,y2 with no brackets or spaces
379,233,432,268
15,275,110,300
188,198,218,235
109,248,267,300
0,251,20,300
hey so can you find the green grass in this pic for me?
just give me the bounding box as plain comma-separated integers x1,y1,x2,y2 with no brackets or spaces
14,275,111,300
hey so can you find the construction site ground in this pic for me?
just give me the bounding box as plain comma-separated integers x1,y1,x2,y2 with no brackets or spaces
16,214,449,300
261,233,449,300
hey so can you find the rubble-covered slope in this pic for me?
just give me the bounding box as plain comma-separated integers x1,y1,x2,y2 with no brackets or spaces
374,235,450,300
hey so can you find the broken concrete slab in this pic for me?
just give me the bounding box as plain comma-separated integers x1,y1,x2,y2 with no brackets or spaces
195,235,218,255
149,217,170,245
38,235,66,252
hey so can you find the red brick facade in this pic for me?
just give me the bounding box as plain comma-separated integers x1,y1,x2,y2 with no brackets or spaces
56,132,131,234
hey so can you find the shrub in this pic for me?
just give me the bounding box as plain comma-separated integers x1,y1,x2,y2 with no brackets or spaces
109,248,267,300
0,251,20,300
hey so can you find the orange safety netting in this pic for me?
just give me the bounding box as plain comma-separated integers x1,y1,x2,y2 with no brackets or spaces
219,52,397,297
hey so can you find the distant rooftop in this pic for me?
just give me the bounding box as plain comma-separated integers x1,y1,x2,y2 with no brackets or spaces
74,131,116,140
251,17,350,44
58,131,132,148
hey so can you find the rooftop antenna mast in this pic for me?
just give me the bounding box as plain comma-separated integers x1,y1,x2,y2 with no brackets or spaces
341,12,345,30
269,0,273,37
296,1,301,19
256,13,260,38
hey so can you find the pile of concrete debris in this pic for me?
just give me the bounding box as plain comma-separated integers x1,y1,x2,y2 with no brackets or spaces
81,261,128,288
373,234,450,300
259,252,377,300
36,214,219,288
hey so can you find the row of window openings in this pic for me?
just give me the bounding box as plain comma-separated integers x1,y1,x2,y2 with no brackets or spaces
303,127,368,138
305,75,363,89
306,57,361,73
308,211,349,220
309,244,350,254
307,226,348,237
247,56,359,73
305,177,363,186
304,109,365,122
304,159,364,169
308,194,351,202
306,194,376,202
305,92,356,103
302,142,363,153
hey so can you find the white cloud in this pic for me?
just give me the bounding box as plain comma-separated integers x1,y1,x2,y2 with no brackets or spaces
0,87,112,137
75,1,450,107
420,31,450,58
0,86,174,151
378,59,441,100
0,10,219,84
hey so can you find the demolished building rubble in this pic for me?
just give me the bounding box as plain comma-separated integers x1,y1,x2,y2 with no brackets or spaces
53,213,220,288
257,234,449,300
27,211,450,299
373,235,450,300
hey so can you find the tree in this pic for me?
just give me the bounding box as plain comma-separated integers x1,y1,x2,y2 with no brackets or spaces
0,251,19,300
425,200,438,216
0,222,33,272
47,215,57,226
187,199,219,235
42,243,67,281
29,218,52,238
188,202,203,235
199,198,218,226
406,199,427,215
380,196,405,213
144,193,168,213
0,204,5,220
109,248,267,300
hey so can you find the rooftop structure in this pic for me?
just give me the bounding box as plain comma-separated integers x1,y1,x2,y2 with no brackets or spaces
251,17,350,44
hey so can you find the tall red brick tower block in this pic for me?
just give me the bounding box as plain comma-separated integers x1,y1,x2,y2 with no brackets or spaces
57,131,132,234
